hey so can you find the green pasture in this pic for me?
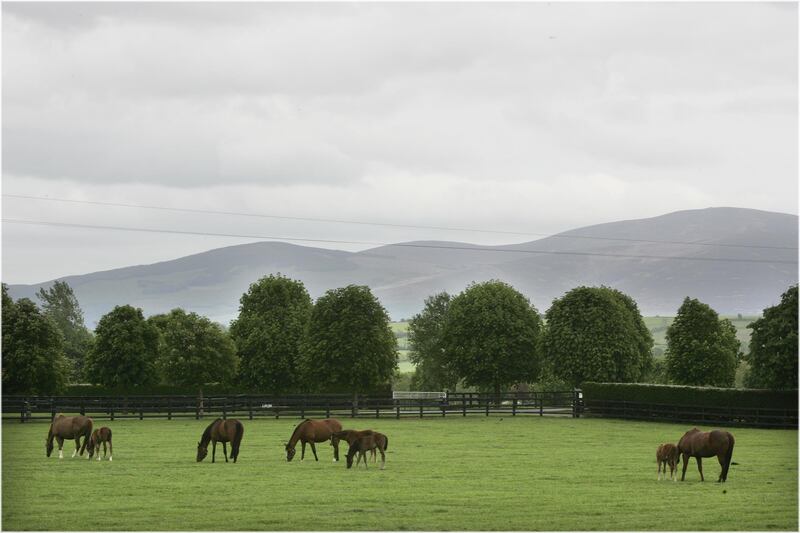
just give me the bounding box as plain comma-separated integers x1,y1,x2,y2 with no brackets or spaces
3,417,796,531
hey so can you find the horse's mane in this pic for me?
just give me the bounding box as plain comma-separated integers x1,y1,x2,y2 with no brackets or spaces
288,419,312,444
201,418,221,444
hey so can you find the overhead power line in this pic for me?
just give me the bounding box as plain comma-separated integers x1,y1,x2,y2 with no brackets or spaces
3,193,796,252
3,218,797,265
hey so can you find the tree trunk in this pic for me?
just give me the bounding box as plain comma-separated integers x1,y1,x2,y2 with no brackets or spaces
494,383,502,407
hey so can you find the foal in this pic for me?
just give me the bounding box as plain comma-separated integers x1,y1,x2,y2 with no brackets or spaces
337,430,388,470
87,427,113,461
656,443,680,481
332,429,388,466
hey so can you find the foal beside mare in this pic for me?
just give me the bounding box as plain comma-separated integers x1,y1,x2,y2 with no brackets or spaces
656,443,680,481
333,429,388,470
87,427,113,461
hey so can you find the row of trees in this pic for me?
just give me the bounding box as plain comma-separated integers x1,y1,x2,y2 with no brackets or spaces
2,276,399,396
409,283,797,392
2,277,796,396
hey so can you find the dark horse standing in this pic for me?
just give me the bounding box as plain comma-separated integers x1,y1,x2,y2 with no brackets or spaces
678,428,735,482
46,414,93,459
285,418,343,462
197,418,244,463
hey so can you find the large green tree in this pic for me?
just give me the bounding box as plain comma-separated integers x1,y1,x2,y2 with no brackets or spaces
150,309,238,398
745,285,798,390
408,292,458,391
442,280,542,398
229,274,312,393
2,286,68,394
300,285,397,394
665,297,739,387
36,281,93,382
85,305,159,388
543,286,653,386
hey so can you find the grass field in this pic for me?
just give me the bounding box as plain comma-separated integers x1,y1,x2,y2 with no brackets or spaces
3,417,796,530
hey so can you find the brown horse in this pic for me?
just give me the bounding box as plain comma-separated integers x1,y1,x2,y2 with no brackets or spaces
46,414,93,459
285,418,342,462
332,429,389,467
334,429,388,470
656,443,680,481
87,427,113,461
197,418,244,463
678,428,735,482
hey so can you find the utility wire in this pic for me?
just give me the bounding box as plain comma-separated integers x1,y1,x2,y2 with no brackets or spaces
3,218,797,265
3,193,796,251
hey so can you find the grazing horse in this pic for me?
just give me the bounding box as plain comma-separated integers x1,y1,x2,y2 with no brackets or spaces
196,418,244,463
46,414,93,459
656,443,680,481
285,418,342,462
335,430,388,470
678,428,735,482
332,429,389,466
87,427,113,461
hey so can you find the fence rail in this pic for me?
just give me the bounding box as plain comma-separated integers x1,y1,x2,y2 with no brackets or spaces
583,399,797,429
2,391,581,422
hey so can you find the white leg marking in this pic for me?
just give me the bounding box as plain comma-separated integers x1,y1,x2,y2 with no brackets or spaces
72,449,77,458
59,450,63,459
109,456,112,462
97,455,101,461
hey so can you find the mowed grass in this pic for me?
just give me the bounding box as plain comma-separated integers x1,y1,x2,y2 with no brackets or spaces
3,417,796,531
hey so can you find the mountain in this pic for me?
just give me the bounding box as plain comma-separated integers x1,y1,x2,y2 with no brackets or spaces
6,207,797,327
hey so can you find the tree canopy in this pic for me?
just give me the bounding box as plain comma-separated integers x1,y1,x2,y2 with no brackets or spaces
665,297,738,387
150,308,238,394
745,285,798,390
86,305,159,388
408,292,458,391
2,286,68,394
229,274,312,393
36,281,93,381
300,285,397,394
442,280,542,396
543,286,653,386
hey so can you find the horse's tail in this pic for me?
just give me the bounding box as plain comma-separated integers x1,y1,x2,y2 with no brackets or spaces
723,432,735,481
232,421,244,460
383,434,388,451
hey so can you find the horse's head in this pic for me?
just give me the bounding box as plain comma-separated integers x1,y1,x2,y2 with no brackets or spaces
86,438,95,458
345,447,356,469
45,438,53,457
285,442,296,462
196,441,208,462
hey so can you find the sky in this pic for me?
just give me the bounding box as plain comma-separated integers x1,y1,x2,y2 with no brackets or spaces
2,2,798,284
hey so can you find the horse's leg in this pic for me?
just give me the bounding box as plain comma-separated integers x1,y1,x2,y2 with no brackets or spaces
222,442,229,463
301,441,306,461
212,441,217,463
696,457,704,481
379,446,386,470
680,453,689,481
72,438,80,458
657,460,662,480
108,438,113,461
361,451,368,469
79,431,89,456
310,442,319,461
716,453,726,482
57,437,65,459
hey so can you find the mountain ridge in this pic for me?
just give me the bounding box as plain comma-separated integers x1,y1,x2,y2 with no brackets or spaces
6,207,797,327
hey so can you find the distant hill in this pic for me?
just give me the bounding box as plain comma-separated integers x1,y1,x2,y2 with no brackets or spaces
6,207,797,328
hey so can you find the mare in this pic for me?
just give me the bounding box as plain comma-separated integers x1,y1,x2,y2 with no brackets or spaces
87,427,113,461
285,418,342,462
334,430,388,470
332,429,389,466
656,443,680,481
46,414,93,459
197,418,244,463
677,428,735,482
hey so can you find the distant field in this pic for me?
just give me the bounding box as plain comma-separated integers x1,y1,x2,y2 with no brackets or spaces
4,417,795,530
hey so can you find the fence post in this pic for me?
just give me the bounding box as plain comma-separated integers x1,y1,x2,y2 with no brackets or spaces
223,399,228,420
539,393,544,416
485,395,490,417
462,396,466,417
512,397,517,417
167,397,172,420
139,399,144,420
110,397,114,421
395,398,400,419
50,397,56,420
248,398,253,420
326,400,330,419
80,396,85,416
419,401,423,418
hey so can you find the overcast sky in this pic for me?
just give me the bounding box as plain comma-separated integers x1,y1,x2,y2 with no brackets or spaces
2,2,797,284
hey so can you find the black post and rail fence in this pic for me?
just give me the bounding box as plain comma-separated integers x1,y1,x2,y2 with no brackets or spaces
3,389,794,428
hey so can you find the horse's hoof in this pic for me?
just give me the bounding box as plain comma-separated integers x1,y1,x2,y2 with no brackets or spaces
109,457,113,462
